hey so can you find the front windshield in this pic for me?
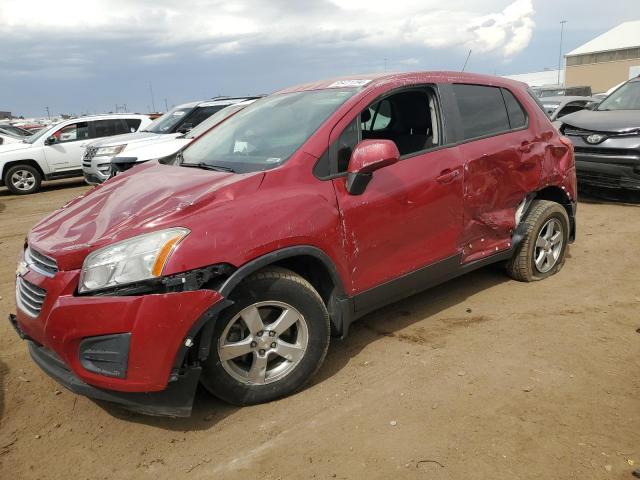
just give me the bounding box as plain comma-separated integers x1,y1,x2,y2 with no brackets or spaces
0,128,21,139
23,122,60,144
184,103,249,139
0,125,28,136
597,81,640,111
144,107,193,133
181,89,357,172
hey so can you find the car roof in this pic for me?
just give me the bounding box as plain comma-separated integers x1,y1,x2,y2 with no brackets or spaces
60,113,151,122
175,96,264,109
274,71,528,95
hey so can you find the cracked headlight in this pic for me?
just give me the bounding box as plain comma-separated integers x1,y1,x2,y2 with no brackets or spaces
95,144,127,157
79,228,189,293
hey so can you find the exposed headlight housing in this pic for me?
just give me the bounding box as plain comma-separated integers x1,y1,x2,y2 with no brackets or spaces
79,228,190,293
95,144,127,157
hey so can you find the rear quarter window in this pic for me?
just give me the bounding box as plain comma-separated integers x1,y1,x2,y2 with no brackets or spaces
125,118,142,132
501,89,528,129
453,84,510,140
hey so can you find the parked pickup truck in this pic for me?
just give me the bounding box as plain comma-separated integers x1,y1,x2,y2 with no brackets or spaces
0,114,151,194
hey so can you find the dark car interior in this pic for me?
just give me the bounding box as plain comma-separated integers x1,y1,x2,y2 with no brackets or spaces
361,90,439,156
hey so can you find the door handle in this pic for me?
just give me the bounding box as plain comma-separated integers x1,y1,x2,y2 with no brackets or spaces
436,168,460,184
519,141,533,153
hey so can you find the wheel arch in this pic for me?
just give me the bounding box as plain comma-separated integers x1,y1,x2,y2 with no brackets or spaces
1,159,45,182
219,246,351,337
533,186,576,241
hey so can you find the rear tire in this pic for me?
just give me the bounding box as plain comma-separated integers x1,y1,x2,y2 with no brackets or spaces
201,267,330,406
506,200,569,282
4,164,42,195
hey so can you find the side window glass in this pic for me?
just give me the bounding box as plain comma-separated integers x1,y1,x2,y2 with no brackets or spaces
92,120,120,138
126,118,141,132
181,106,224,130
331,117,359,174
54,122,89,143
361,89,439,156
362,100,392,131
501,89,527,129
453,84,510,140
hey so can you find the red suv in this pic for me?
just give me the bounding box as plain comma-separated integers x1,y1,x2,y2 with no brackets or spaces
10,72,577,417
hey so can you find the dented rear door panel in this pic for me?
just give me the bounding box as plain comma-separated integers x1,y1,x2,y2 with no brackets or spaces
458,129,543,263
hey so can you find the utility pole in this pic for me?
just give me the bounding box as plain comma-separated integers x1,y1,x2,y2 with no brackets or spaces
149,82,157,112
462,49,472,72
45,106,50,119
558,20,567,85
164,98,169,111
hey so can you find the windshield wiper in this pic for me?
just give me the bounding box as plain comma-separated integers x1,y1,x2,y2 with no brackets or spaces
181,162,236,173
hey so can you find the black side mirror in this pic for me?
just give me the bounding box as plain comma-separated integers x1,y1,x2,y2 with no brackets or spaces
176,123,194,134
45,136,57,145
585,101,599,111
346,140,400,195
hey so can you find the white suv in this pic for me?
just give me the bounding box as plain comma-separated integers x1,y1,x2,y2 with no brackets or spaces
82,98,259,184
0,114,151,194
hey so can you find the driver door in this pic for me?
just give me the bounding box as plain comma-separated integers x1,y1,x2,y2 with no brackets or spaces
43,121,91,172
331,87,464,302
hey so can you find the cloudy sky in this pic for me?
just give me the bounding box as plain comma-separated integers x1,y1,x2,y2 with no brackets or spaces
0,0,637,117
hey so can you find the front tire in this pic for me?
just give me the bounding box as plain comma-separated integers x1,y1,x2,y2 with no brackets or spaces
4,164,42,195
506,200,570,282
201,267,330,405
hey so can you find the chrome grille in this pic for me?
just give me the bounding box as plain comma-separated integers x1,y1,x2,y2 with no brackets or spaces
16,276,47,317
563,126,596,137
82,146,97,167
25,247,58,276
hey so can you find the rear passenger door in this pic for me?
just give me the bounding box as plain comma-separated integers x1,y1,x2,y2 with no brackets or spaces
452,84,542,263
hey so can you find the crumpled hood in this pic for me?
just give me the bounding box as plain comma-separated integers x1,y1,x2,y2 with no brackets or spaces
0,141,34,154
88,131,176,148
561,109,640,133
28,161,264,270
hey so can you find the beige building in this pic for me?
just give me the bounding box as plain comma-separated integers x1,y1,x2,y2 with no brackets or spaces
565,21,640,93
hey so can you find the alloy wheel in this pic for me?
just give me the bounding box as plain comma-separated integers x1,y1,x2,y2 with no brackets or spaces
534,218,564,273
10,170,36,192
217,301,309,385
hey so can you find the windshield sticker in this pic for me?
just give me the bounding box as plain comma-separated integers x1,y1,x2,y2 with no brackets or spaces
328,79,372,88
265,157,281,163
172,111,186,116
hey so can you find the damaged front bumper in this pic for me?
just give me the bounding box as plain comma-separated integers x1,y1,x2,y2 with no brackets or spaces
10,266,230,417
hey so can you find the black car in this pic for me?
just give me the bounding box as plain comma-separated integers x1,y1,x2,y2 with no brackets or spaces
560,76,640,191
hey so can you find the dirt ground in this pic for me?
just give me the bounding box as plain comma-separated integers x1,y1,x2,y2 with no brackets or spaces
0,179,639,480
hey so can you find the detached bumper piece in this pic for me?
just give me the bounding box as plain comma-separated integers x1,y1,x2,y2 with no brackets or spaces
27,340,201,417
